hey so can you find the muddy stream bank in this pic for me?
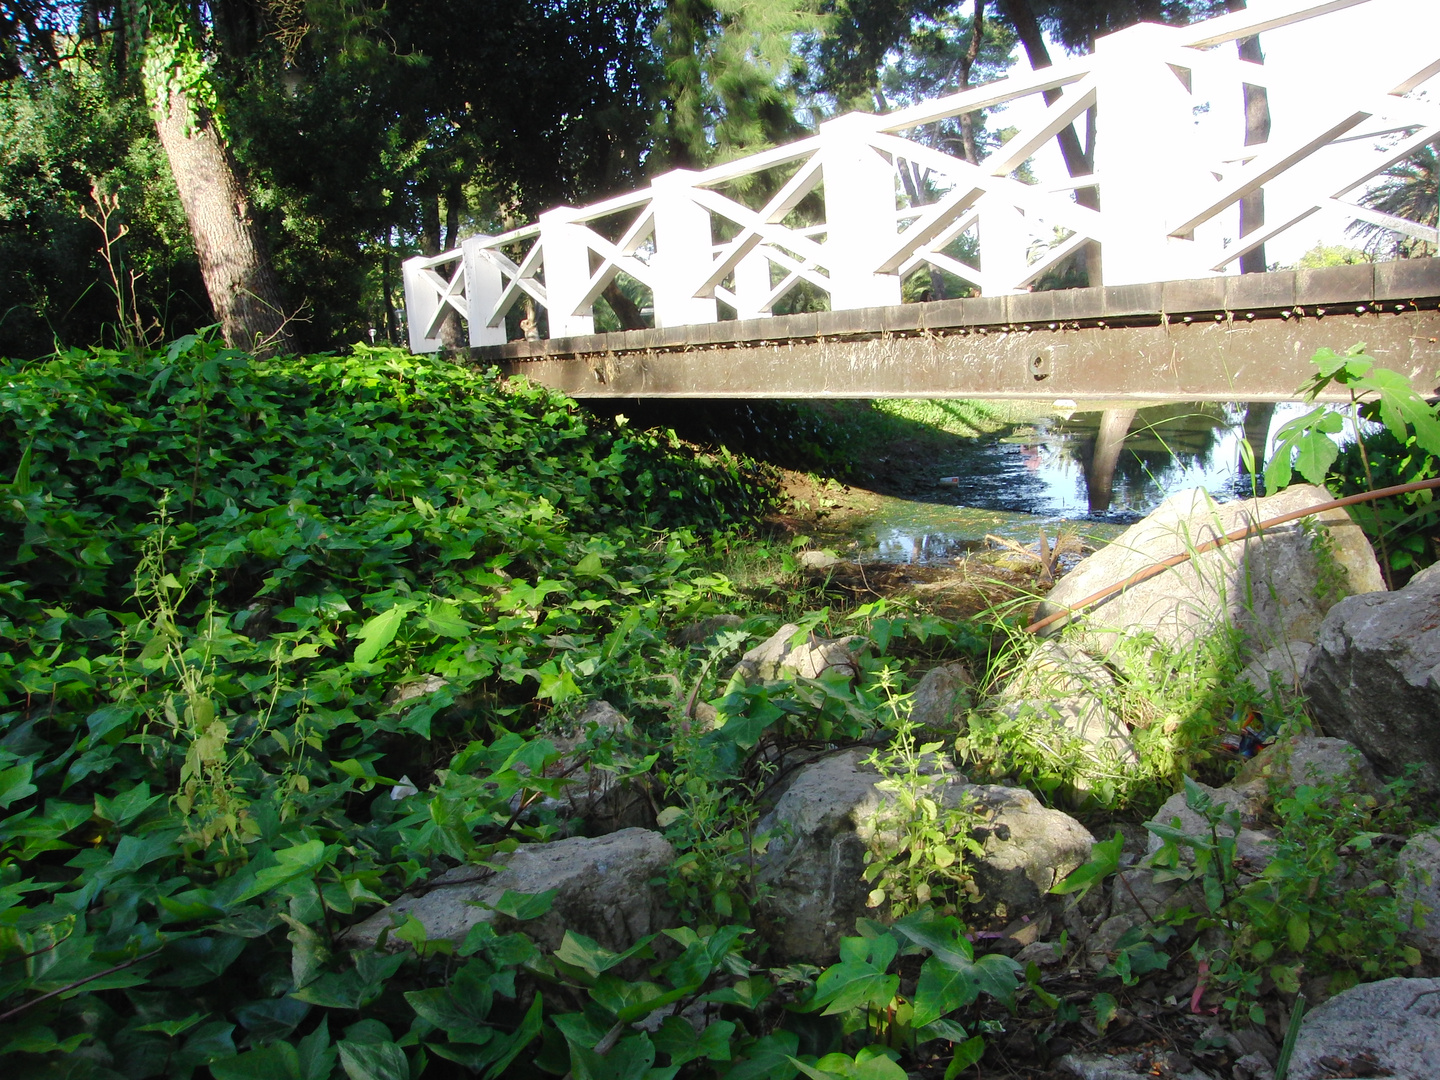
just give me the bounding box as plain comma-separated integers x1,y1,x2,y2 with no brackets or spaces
720,399,1295,618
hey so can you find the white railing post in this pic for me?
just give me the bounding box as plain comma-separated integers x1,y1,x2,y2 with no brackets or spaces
734,251,773,320
538,208,595,338
651,171,717,328
820,113,902,310
461,237,507,346
1093,24,1211,285
981,203,1032,295
402,255,443,353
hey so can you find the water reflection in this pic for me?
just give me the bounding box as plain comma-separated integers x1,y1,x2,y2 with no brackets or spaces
1052,402,1245,516
846,401,1294,566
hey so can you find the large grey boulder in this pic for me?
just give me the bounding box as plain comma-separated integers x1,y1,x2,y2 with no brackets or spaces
733,624,869,683
965,783,1099,923
529,700,652,833
1238,642,1313,698
1232,734,1380,798
995,640,1137,772
1034,485,1383,655
343,828,674,956
1398,828,1440,961
1144,781,1271,869
755,750,1094,962
1285,977,1440,1080
908,662,974,732
1302,562,1440,790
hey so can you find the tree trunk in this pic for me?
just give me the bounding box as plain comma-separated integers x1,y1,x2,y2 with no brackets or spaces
1000,0,1100,284
382,247,398,344
603,281,648,330
1000,0,1096,204
443,179,462,250
955,0,986,168
149,80,297,356
418,188,465,352
1227,0,1271,274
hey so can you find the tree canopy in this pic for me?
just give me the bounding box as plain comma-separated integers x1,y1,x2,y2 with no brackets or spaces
0,0,1426,358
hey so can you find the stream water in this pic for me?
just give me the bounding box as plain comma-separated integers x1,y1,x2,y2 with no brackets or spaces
844,401,1300,566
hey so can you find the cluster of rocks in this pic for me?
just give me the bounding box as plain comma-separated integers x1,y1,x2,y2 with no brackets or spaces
350,482,1440,1079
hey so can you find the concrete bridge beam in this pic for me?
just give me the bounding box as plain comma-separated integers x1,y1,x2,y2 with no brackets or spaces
477,260,1440,403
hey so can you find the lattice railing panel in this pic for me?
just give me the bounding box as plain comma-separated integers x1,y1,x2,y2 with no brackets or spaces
404,0,1438,349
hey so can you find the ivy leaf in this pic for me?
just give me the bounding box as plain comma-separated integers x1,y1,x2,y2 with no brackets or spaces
0,762,38,809
727,1031,800,1080
237,839,330,902
403,988,494,1044
912,955,978,1027
338,1038,409,1080
943,1035,986,1079
590,974,692,1024
553,931,654,979
211,1042,303,1080
654,1016,735,1065
1052,830,1123,899
489,889,558,921
1093,992,1119,1033
351,604,411,666
479,992,543,1080
714,695,784,750
811,964,899,1016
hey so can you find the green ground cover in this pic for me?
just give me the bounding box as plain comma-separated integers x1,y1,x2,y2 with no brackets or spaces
1,339,1433,1080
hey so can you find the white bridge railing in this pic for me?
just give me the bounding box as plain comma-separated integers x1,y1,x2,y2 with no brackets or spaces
404,0,1440,352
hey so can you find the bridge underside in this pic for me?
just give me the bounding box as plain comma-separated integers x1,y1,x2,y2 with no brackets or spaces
475,261,1440,402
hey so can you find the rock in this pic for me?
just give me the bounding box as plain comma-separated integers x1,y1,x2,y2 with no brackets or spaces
1231,1053,1273,1080
1034,485,1384,655
1233,735,1380,798
1398,828,1440,960
1057,1054,1142,1080
674,614,744,647
1238,642,1313,697
754,751,882,962
733,624,869,683
1056,1052,1215,1080
996,640,1137,769
1089,869,1204,972
343,828,674,958
1302,562,1440,790
1285,976,1440,1080
690,701,721,733
755,750,1094,962
1198,1019,1276,1070
1014,939,1063,967
965,784,1097,923
797,550,843,570
384,674,449,706
1144,782,1272,870
909,662,974,732
534,701,652,833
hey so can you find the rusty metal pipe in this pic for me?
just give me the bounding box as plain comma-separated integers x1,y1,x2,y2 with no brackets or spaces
1024,475,1440,634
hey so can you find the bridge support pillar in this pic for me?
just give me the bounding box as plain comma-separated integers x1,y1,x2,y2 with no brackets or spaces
651,172,717,328
820,113,901,310
460,237,507,347
539,208,595,339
